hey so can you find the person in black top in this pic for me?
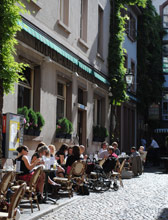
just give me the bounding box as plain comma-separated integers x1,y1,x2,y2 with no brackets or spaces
55,144,68,165
66,145,80,174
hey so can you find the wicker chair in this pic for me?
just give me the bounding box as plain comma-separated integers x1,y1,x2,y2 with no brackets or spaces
53,160,86,198
53,172,73,198
0,183,26,220
71,160,86,191
12,166,43,213
0,172,15,203
111,159,126,187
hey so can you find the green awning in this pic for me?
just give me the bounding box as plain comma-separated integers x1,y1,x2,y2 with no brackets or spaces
78,61,92,74
18,19,109,85
18,20,78,65
94,72,109,85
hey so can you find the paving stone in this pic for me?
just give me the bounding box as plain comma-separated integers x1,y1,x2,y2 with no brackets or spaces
20,167,168,220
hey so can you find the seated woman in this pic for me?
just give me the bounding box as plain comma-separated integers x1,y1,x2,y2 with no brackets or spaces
15,145,44,199
48,144,65,177
55,144,68,165
66,145,80,175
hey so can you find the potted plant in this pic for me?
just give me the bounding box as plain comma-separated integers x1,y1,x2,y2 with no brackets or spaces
93,125,109,142
27,108,38,135
18,106,30,134
56,117,73,139
34,112,45,136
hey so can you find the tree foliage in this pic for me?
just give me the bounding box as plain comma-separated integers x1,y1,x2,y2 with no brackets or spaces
108,0,147,105
0,0,28,94
0,0,28,162
137,0,165,120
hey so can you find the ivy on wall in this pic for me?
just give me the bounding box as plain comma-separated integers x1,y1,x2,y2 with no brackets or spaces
137,0,165,121
108,0,147,105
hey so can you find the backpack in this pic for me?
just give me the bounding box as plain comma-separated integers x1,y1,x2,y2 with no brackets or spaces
78,184,90,195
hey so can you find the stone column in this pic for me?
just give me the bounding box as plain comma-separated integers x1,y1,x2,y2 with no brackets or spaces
87,83,93,153
40,61,57,144
71,73,78,144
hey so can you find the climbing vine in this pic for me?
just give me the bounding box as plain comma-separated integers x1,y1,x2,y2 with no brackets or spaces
108,0,147,105
137,0,165,122
108,0,147,142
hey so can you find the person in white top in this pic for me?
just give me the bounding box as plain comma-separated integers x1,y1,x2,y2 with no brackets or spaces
150,137,160,166
98,142,109,159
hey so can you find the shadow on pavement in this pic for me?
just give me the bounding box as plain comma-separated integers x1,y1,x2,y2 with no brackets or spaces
157,208,168,220
144,166,166,174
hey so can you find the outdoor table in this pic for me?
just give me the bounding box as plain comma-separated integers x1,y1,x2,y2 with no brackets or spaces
43,168,58,204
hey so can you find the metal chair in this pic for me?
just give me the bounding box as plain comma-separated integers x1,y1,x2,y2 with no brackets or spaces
0,183,26,220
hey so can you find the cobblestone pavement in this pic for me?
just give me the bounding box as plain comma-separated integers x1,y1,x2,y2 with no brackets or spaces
37,168,168,220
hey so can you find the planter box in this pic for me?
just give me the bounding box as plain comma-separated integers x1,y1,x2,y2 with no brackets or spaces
24,129,41,136
93,137,105,142
27,129,35,136
56,133,72,139
34,130,41,136
56,133,66,138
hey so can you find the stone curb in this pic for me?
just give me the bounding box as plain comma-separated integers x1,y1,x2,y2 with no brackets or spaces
26,197,80,220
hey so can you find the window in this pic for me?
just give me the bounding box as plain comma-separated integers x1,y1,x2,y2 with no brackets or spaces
57,82,66,120
130,14,136,40
80,0,88,42
121,10,136,41
93,98,102,126
18,67,33,109
78,88,84,105
163,5,168,28
131,60,135,91
60,0,69,26
124,55,128,69
97,5,104,56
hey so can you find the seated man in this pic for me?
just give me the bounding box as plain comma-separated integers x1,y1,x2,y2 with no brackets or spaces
129,147,142,176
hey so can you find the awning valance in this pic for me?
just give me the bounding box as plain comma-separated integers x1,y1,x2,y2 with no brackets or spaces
18,19,109,85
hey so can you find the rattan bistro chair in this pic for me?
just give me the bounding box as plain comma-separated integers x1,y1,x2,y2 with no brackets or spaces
0,172,15,203
111,159,126,187
71,160,86,191
12,166,43,213
53,160,86,198
0,183,26,220
53,172,73,198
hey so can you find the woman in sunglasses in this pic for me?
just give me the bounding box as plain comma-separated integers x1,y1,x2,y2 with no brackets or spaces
15,145,42,183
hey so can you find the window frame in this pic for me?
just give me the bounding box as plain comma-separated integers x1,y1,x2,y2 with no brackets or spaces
17,67,34,109
97,4,104,57
60,0,69,27
57,81,67,120
80,0,88,43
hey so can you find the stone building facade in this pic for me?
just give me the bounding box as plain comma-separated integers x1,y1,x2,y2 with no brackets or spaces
3,0,111,154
